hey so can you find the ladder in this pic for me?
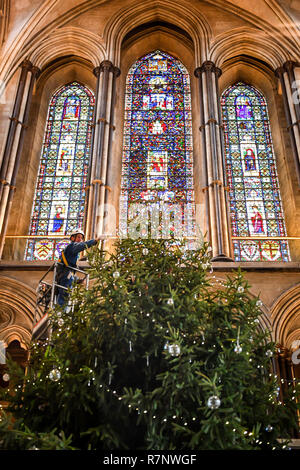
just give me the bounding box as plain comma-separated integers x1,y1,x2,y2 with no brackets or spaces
32,261,89,341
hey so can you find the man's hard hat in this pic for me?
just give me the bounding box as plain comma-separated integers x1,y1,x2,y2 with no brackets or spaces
70,229,85,240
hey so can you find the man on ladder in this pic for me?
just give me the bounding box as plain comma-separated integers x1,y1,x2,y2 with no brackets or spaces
56,229,99,307
32,230,101,341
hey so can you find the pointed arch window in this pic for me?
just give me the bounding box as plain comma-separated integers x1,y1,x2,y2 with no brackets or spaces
25,82,95,261
119,50,195,241
221,82,290,261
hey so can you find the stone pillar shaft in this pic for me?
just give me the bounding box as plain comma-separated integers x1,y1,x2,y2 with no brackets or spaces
84,66,101,239
0,60,32,201
103,66,120,238
85,61,120,240
213,68,231,257
0,61,39,259
195,66,211,243
194,61,232,261
276,63,300,186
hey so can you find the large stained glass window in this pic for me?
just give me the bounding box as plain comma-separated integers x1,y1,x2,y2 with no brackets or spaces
221,82,290,261
25,82,95,261
119,50,195,241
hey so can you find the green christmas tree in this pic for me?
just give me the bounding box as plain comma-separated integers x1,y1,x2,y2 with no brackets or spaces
0,237,299,450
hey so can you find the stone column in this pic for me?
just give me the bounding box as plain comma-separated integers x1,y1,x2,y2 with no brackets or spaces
275,63,300,186
284,61,300,139
194,65,210,244
0,61,39,259
213,66,232,259
0,60,32,202
85,61,120,240
194,61,232,261
102,65,120,239
84,65,101,240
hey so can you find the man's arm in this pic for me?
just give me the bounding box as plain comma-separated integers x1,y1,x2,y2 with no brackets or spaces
70,239,98,255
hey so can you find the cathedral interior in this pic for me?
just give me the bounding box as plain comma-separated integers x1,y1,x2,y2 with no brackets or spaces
0,0,300,437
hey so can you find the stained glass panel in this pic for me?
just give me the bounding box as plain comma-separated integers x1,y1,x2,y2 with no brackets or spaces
221,82,290,261
119,50,195,241
25,82,95,261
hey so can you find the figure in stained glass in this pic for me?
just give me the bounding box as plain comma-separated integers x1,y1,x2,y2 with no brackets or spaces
52,205,65,233
149,120,166,134
244,148,256,171
62,97,80,120
236,95,253,120
57,144,74,176
251,205,264,234
62,122,72,133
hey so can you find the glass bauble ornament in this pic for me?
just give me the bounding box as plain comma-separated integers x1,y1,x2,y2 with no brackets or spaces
207,395,221,409
49,368,61,382
113,271,120,279
168,343,181,356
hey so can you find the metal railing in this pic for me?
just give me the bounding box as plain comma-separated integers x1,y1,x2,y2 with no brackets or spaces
33,261,90,341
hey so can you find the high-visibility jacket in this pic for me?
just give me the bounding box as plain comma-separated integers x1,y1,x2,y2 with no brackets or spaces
58,239,97,270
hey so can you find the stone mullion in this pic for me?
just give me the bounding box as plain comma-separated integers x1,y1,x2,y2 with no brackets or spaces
0,65,40,258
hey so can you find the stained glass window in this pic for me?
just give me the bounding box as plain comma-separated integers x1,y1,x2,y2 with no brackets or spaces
221,82,290,261
25,82,95,261
119,51,195,241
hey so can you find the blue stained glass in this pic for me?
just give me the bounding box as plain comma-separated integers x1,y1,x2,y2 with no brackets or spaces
221,82,290,261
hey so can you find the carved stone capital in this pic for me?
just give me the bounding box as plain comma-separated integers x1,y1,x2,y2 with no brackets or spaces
200,60,216,74
100,60,114,73
194,61,221,77
113,66,121,78
93,66,101,78
30,65,40,78
20,59,33,71
215,66,222,78
283,60,296,74
275,66,285,78
95,61,120,76
194,67,202,78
